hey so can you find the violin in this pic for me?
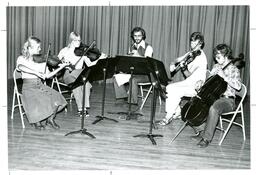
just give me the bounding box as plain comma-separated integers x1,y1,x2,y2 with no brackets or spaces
62,41,103,85
33,54,61,67
74,42,102,61
170,50,201,77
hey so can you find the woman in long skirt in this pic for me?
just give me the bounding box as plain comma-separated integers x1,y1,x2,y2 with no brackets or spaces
16,36,68,130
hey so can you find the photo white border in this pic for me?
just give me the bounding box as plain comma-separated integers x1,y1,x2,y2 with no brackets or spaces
1,0,255,175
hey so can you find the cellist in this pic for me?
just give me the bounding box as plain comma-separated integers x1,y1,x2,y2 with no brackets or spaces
158,32,208,126
191,44,242,148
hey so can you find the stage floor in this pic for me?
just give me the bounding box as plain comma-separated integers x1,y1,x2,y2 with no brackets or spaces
7,81,250,170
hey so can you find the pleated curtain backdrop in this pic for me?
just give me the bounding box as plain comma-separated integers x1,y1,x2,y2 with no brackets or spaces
7,6,250,94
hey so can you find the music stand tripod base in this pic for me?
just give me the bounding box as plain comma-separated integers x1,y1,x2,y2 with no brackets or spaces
133,133,163,145
65,128,96,138
92,115,118,124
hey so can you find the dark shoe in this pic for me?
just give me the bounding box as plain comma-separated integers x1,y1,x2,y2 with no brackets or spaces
78,110,89,117
46,119,60,129
190,131,202,141
197,138,210,148
34,122,45,130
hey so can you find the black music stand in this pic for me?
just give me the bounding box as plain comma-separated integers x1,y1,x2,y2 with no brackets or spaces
65,69,95,138
133,57,169,145
133,82,163,145
88,57,119,124
111,55,152,120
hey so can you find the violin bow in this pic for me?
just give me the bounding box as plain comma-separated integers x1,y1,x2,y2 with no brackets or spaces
44,43,51,74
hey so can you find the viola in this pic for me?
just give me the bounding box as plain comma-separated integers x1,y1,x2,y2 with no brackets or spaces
74,42,102,61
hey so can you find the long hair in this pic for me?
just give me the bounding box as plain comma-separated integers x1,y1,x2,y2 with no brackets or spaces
190,32,205,49
131,27,146,41
22,36,41,59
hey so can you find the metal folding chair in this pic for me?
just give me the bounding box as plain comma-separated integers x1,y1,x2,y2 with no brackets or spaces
11,69,26,128
217,83,247,145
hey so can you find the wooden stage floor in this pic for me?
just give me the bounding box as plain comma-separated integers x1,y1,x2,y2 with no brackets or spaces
7,82,251,170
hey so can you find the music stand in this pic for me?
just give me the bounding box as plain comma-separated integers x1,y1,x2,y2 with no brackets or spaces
88,57,118,124
134,82,163,145
65,69,96,138
133,57,169,145
112,55,152,120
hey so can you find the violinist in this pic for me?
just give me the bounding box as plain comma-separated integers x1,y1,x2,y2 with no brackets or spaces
58,31,107,116
191,44,241,148
16,36,68,130
158,32,208,126
113,27,153,104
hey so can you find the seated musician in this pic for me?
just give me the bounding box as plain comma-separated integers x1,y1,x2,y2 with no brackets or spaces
16,36,68,130
113,27,153,104
58,31,107,116
191,44,242,148
158,32,208,126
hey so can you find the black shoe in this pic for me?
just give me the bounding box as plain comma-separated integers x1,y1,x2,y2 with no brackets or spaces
78,110,89,117
46,119,60,129
197,138,210,148
190,131,202,141
34,122,45,130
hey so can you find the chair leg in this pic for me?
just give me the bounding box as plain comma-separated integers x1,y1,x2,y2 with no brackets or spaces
219,116,223,130
17,95,25,128
69,93,74,103
240,106,246,140
139,85,153,110
51,78,55,88
158,96,162,106
139,85,144,100
218,114,236,145
11,89,16,120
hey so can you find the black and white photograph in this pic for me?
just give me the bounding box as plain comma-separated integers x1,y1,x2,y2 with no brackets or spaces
1,0,255,175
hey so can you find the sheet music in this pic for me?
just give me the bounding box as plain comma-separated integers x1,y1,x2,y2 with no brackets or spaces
113,73,131,86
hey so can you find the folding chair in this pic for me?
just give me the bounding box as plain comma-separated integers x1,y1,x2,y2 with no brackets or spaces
11,69,26,128
51,75,74,103
217,83,247,145
138,82,162,110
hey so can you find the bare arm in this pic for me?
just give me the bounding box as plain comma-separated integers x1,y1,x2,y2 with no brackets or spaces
17,63,45,79
17,62,68,79
44,63,68,79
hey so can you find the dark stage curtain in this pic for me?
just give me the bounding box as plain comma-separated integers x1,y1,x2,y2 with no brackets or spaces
7,6,250,94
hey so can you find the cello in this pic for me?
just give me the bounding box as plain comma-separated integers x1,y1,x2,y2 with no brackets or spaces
170,53,244,143
181,53,245,126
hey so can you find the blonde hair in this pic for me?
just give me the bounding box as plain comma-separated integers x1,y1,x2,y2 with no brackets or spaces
22,36,41,59
68,31,81,47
